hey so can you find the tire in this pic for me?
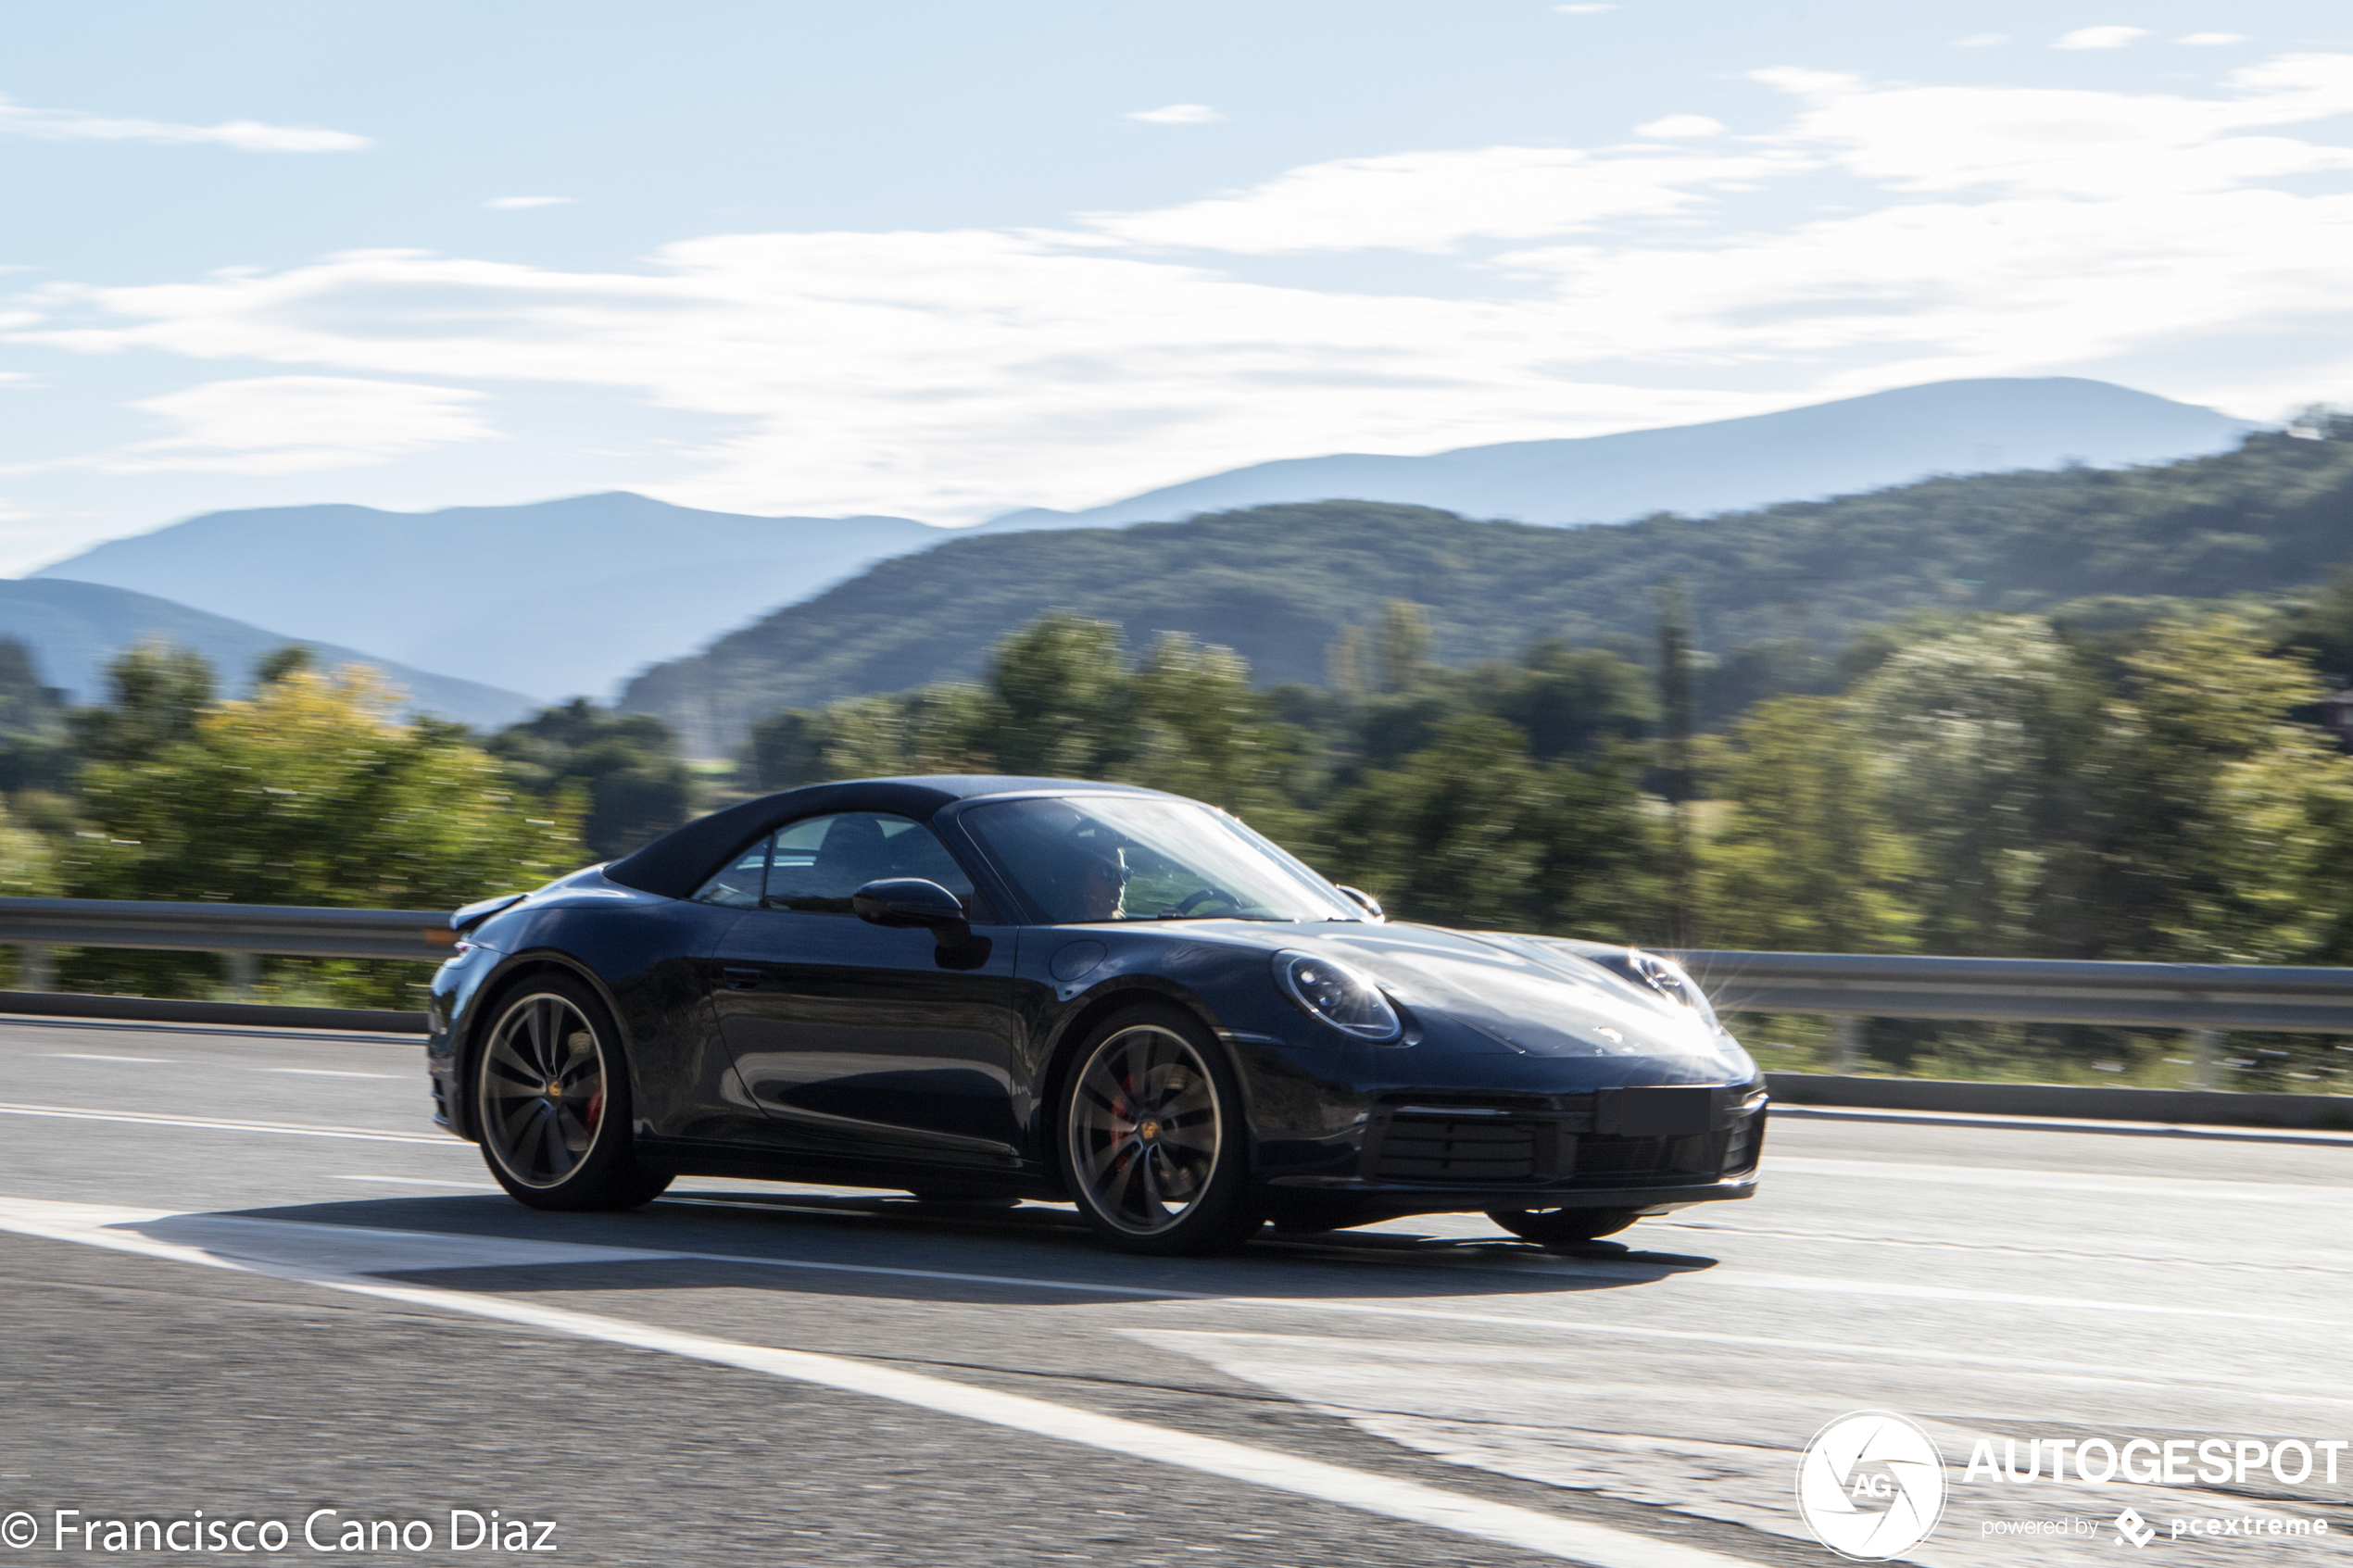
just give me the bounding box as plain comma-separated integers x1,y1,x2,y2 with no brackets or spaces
473,972,673,1212
1487,1206,1641,1246
1059,1003,1262,1256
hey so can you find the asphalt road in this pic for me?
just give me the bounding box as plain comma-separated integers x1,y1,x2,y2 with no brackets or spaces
1,1015,2348,1567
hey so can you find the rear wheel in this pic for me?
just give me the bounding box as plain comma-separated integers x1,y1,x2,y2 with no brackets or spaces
1061,1004,1260,1256
1487,1206,1640,1246
474,972,671,1211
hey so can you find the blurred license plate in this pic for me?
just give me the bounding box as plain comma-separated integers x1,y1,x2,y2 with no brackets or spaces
1599,1085,1712,1136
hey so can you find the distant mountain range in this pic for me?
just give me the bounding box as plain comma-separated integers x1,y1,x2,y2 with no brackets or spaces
30,493,939,703
620,428,2353,755
0,579,533,729
19,377,2260,712
977,378,2252,533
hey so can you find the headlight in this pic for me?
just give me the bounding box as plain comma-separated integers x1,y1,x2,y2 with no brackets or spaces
1629,951,1721,1030
1275,950,1403,1041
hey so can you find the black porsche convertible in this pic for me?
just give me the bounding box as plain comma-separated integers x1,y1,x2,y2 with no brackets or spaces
427,775,1766,1254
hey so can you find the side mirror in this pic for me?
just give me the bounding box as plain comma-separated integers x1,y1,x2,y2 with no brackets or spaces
1335,884,1385,921
851,878,972,947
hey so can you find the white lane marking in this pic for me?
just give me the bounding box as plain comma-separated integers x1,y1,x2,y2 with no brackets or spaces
1713,1271,2296,1322
1763,1153,2351,1201
0,1102,455,1145
0,1196,1754,1568
263,1068,400,1080
1658,1220,2353,1278
44,1053,172,1063
334,1175,499,1189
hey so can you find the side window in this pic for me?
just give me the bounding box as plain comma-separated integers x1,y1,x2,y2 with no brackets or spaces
758,812,975,915
691,838,770,909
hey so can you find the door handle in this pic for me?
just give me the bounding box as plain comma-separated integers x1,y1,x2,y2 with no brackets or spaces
721,966,766,991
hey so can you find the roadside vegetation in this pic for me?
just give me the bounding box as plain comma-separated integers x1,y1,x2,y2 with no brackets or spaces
1,425,2350,1070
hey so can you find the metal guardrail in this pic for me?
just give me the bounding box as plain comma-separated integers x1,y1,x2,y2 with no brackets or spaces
0,897,2346,1035
0,897,455,962
1672,949,2353,1035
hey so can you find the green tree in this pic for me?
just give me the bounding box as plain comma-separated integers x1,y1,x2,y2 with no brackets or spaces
1848,617,2106,957
2280,566,2353,684
0,797,55,897
2091,614,2353,963
69,640,214,766
1373,598,1432,695
1322,713,1659,939
68,664,581,1003
1484,640,1655,759
1703,696,1917,953
987,611,1132,776
251,643,319,688
747,708,828,791
1326,714,1547,928
0,637,72,794
1118,633,1315,843
1523,743,1666,944
487,698,696,860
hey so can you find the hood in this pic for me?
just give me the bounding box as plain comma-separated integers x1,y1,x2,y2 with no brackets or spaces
1249,922,1748,1072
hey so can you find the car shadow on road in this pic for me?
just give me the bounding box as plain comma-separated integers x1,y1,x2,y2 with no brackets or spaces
150,1189,1720,1309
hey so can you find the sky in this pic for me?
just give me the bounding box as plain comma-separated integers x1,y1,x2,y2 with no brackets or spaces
4,1,2351,572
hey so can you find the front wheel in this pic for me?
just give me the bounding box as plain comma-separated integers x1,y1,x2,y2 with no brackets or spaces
1061,1004,1261,1256
1487,1207,1640,1246
474,972,672,1211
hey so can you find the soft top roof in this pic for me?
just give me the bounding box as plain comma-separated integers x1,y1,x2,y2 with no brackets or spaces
601,774,1165,899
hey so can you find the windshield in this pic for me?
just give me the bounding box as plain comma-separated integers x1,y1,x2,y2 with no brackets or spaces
960,796,1362,924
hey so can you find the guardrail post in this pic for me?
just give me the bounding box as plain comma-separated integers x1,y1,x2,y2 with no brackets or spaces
2190,1029,2225,1090
18,943,53,992
223,950,258,1003
1828,1015,1862,1073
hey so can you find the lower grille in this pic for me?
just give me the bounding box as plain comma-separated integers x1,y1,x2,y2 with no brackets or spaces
1721,1110,1766,1175
1374,1115,1539,1183
1568,1131,1726,1187
1365,1103,1767,1188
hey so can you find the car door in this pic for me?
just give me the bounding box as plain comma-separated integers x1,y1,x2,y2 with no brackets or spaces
707,810,1026,1173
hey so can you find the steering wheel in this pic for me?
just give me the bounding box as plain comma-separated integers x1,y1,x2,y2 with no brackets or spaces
1166,885,1240,917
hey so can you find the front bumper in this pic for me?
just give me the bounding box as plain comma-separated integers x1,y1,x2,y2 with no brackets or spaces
1261,1088,1767,1224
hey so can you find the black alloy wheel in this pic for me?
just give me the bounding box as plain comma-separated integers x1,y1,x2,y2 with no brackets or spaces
1061,1004,1259,1255
474,972,672,1211
1486,1206,1641,1246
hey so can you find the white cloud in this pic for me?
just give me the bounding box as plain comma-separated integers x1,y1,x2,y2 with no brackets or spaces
1125,104,1223,125
1082,144,1799,252
0,92,369,151
1752,56,2353,196
107,377,497,473
1634,115,1728,138
2055,26,2150,50
2179,33,2248,46
12,54,2353,521
484,195,573,209
1949,34,2008,48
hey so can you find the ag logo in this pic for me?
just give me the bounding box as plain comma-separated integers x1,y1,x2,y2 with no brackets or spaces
1795,1411,1947,1561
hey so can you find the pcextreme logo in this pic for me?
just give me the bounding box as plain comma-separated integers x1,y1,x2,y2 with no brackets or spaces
1795,1411,1948,1562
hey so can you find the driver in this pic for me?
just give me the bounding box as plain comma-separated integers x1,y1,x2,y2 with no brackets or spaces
1076,848,1128,922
